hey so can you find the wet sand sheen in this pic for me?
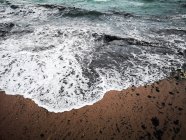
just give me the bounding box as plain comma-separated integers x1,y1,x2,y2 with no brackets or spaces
0,78,186,140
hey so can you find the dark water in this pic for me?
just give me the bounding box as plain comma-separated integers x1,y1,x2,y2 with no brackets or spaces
0,0,185,112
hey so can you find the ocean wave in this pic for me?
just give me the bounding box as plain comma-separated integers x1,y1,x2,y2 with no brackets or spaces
0,2,185,112
0,24,185,112
37,4,134,18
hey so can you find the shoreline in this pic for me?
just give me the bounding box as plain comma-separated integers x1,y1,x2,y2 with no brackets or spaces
0,79,166,113
0,77,186,140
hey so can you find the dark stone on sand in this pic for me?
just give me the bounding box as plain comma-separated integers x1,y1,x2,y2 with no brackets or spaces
151,117,159,127
147,95,152,98
153,129,164,140
40,133,44,137
156,87,160,92
169,92,174,95
173,120,179,125
116,123,120,133
136,93,140,96
67,132,71,136
141,124,146,130
161,102,165,107
178,107,183,111
173,127,180,134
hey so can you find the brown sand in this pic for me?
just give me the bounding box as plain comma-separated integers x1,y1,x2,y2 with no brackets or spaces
0,78,186,140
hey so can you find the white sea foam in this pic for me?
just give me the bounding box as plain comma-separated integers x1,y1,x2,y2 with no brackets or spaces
0,4,185,112
0,25,104,112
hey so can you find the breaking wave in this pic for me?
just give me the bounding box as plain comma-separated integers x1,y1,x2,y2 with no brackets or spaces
0,2,185,112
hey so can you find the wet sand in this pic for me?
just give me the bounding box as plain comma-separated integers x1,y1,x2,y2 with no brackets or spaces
0,78,186,140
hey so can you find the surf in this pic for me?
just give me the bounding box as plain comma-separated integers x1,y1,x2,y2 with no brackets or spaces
0,1,185,112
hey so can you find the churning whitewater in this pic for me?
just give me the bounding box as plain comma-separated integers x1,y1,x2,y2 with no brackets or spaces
0,0,186,112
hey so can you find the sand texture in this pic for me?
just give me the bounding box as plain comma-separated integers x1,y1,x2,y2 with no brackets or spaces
0,78,186,140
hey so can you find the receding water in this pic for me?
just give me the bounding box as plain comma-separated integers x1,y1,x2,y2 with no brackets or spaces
0,0,186,112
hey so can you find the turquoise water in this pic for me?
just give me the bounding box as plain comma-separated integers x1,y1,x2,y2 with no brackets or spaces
8,0,186,15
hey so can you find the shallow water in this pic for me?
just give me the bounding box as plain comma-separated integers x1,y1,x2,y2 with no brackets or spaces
0,0,186,112
6,0,186,15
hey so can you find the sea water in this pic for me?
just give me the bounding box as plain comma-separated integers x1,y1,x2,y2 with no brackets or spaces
0,0,185,112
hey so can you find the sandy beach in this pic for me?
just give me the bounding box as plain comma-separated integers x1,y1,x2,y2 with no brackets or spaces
0,1,186,140
0,76,186,140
